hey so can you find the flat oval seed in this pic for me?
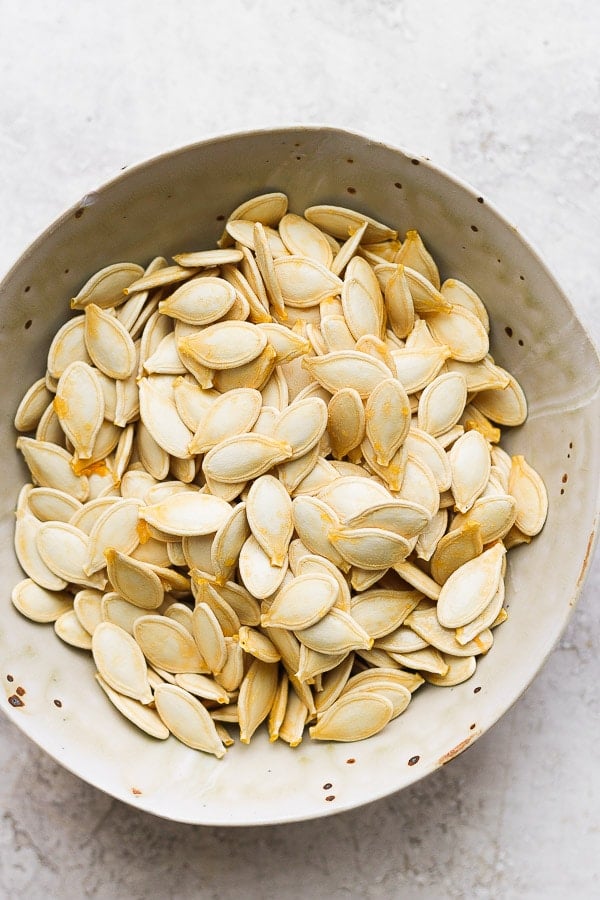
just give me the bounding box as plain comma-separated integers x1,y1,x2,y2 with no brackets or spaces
309,691,393,742
84,304,136,379
331,527,412,570
396,230,440,288
71,263,144,309
174,673,229,704
437,543,506,628
105,549,164,609
374,626,429,654
86,498,142,575
303,351,391,398
273,256,342,307
392,346,452,394
54,609,92,649
14,512,68,590
211,502,250,583
189,388,262,454
54,361,105,459
16,436,89,501
342,275,384,340
365,378,411,466
304,204,397,243
238,534,289,599
134,615,207,673
192,603,227,673
138,377,193,459
425,654,477,687
140,492,232,537
418,372,468,437
11,578,72,623
14,378,53,432
425,307,489,362
508,455,548,536
278,213,333,266
238,658,280,744
292,495,348,571
327,388,365,459
101,594,146,634
346,500,430,539
350,589,421,640
37,522,105,589
237,626,281,663
272,397,328,461
246,475,293,567
450,493,517,543
384,265,415,339
262,573,339,630
179,321,266,369
95,673,169,739
319,475,393,522
73,588,103,635
295,608,372,654
472,372,527,426
158,277,236,325
47,316,92,379
28,487,82,523
153,684,225,757
203,434,292,484
449,430,491,513
92,621,152,703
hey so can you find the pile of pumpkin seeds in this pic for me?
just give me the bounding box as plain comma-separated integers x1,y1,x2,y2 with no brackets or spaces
12,193,548,757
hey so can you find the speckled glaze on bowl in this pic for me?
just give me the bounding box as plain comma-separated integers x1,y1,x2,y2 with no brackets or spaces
1,127,599,826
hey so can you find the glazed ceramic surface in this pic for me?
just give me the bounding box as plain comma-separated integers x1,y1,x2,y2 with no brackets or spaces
1,127,598,825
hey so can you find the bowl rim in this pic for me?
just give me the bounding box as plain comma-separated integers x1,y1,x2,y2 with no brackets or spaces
2,124,600,826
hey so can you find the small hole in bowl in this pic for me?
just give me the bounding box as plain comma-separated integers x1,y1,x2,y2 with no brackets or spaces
477,197,484,204
470,225,478,232
505,326,513,338
394,182,402,189
24,286,30,293
323,782,332,790
53,699,62,708
474,686,481,694
346,758,356,764
75,208,84,219
216,215,225,221
347,158,354,164
325,795,335,802
518,339,524,347
411,159,420,166
24,320,32,330
347,186,356,195
408,755,420,766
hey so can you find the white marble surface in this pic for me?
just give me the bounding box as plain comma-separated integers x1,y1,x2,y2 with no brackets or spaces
1,1,599,897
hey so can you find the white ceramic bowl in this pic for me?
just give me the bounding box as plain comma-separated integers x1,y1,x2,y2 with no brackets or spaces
2,127,599,825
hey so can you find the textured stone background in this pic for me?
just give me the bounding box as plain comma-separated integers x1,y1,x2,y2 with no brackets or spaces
1,1,599,897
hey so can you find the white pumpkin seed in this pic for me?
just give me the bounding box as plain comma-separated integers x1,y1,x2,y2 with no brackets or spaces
154,683,225,757
134,615,206,673
309,691,393,742
11,578,72,623
436,543,506,628
71,263,144,309
508,455,548,536
92,621,152,703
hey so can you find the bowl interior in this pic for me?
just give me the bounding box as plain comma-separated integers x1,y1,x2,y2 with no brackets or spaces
2,127,599,825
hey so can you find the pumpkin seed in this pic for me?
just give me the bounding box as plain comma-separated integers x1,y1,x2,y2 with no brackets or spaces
309,691,393,742
95,673,169,739
11,578,72,623
508,455,548,536
134,615,207,674
154,683,225,757
92,621,152,703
